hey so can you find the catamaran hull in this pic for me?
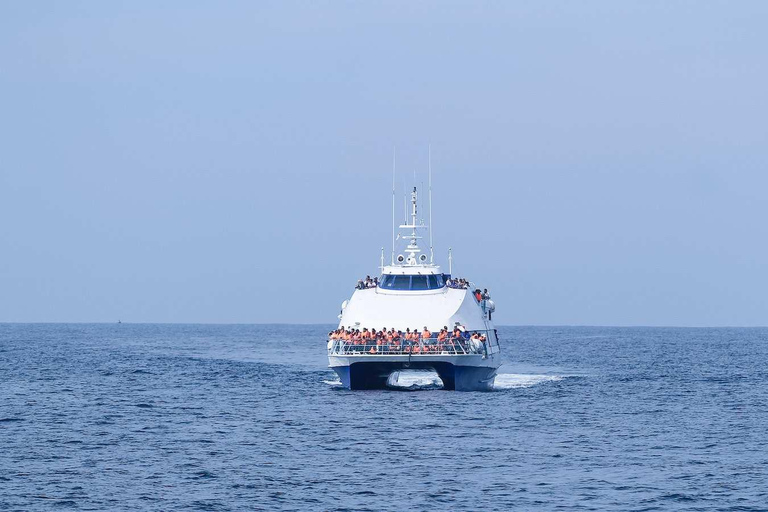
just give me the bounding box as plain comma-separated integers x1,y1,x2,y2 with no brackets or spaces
330,355,499,391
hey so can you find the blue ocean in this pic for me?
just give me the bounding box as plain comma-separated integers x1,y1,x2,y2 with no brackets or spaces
1,324,767,510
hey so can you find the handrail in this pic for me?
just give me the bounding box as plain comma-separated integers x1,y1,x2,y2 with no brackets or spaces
328,335,490,357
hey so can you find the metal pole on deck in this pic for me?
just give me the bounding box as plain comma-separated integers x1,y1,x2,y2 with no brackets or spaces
391,147,396,265
428,145,434,264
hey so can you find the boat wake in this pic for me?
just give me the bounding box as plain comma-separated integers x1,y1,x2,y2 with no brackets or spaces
323,372,566,391
492,373,563,390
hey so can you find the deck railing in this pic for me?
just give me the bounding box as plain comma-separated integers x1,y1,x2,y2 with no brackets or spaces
328,331,492,357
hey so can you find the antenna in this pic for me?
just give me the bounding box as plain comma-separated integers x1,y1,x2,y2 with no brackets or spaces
429,145,434,263
391,147,396,265
449,247,453,274
420,180,424,224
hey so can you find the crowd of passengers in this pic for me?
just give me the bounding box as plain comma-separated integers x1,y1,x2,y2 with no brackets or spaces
356,276,379,289
446,277,470,289
328,325,488,355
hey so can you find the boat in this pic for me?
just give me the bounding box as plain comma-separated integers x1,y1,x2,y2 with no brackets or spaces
327,157,501,391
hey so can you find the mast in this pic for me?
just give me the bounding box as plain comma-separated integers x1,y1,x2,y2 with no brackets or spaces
390,153,434,268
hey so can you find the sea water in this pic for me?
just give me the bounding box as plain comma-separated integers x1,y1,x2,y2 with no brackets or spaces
1,324,767,510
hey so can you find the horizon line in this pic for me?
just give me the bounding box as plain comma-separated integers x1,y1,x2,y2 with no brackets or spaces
1,321,766,329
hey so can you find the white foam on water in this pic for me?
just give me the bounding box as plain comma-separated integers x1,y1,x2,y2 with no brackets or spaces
493,373,563,390
387,370,443,390
323,372,566,390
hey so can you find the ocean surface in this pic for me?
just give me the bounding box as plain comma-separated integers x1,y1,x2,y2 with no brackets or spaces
1,324,767,511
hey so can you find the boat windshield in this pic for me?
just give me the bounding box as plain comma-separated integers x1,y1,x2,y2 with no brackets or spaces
379,274,445,290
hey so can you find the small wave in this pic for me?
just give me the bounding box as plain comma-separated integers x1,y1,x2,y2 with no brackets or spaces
387,370,443,390
322,379,342,386
493,373,563,390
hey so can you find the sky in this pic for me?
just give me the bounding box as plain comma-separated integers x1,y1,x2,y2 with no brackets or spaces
1,1,766,326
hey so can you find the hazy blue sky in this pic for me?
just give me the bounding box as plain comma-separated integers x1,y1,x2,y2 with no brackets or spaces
1,2,766,325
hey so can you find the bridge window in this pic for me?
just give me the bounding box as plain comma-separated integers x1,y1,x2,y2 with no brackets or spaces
378,274,445,290
411,275,428,290
393,275,410,289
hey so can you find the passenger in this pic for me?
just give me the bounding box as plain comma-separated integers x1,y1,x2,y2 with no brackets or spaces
474,289,483,301
359,329,367,351
451,327,465,352
440,330,451,352
483,288,490,300
422,326,431,340
469,333,482,354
